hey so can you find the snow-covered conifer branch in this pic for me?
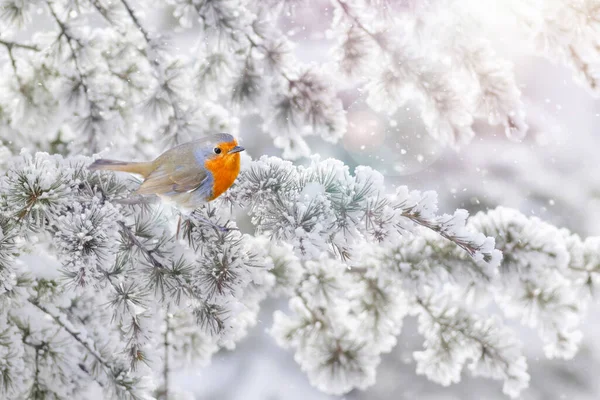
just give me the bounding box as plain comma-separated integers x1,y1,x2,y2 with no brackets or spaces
0,151,276,397
223,155,500,265
0,0,234,155
413,294,529,398
469,207,591,360
168,0,347,158
0,38,40,89
269,200,599,397
0,149,598,398
511,0,600,95
0,0,598,157
330,0,531,145
1,0,599,398
28,298,145,398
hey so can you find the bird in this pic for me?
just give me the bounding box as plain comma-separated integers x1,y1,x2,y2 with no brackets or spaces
89,133,245,237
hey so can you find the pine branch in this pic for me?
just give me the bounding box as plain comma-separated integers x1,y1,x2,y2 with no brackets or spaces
116,0,184,141
28,299,106,369
87,0,115,25
117,220,214,313
157,311,171,400
412,293,529,397
0,39,39,52
28,298,139,396
334,0,380,42
415,297,511,370
119,0,151,43
1,41,23,88
46,0,105,151
31,345,42,398
400,208,486,260
118,220,166,270
0,38,39,92
46,1,91,100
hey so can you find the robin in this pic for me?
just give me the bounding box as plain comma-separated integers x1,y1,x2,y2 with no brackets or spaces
89,133,244,237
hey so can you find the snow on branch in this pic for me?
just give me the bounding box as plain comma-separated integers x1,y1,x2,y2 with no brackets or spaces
469,207,591,359
223,155,501,265
0,0,599,398
0,151,274,397
0,0,234,156
512,0,600,95
330,0,530,145
6,0,597,159
0,151,598,398
413,293,529,398
0,150,496,396
268,201,598,397
171,0,347,158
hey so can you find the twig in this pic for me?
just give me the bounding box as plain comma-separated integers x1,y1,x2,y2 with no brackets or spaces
28,298,137,395
118,220,167,269
415,296,512,371
120,0,151,43
46,1,91,99
88,0,114,25
29,299,115,371
117,0,184,141
401,210,479,257
2,42,23,87
334,0,381,43
118,220,205,301
0,38,39,89
0,38,40,51
162,312,171,400
569,45,598,90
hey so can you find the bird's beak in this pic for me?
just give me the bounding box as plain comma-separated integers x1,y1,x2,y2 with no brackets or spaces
228,145,245,154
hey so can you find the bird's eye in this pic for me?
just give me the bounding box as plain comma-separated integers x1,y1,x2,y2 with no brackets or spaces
214,147,222,154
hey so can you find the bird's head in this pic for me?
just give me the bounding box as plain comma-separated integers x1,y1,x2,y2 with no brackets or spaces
196,133,245,200
199,133,245,195
201,133,245,161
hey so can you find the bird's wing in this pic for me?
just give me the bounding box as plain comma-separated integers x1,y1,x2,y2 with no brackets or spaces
137,162,210,196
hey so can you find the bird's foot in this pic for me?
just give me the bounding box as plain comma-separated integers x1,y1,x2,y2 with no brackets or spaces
176,213,236,239
195,216,235,233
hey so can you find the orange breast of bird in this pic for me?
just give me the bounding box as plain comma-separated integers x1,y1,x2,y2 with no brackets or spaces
204,145,241,201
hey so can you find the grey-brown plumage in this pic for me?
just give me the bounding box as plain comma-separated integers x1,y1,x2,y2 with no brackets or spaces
89,133,244,209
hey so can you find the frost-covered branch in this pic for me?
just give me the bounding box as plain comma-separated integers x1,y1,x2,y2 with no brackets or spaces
0,38,39,88
511,0,600,95
170,0,347,158
469,207,590,359
28,299,143,398
331,0,529,145
0,0,597,157
0,39,39,52
223,155,500,265
0,151,274,397
0,0,598,158
413,294,529,398
1,0,599,398
0,150,598,398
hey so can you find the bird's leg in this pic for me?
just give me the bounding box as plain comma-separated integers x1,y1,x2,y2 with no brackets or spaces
197,216,231,232
191,211,235,233
176,215,182,240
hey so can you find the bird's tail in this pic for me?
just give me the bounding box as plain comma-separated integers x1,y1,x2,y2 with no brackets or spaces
89,159,154,177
